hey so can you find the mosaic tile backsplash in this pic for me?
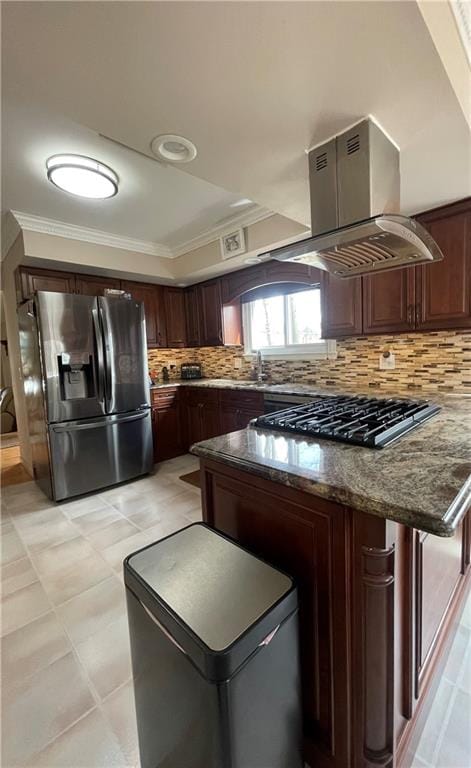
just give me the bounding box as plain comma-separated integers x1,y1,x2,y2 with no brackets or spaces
148,330,471,393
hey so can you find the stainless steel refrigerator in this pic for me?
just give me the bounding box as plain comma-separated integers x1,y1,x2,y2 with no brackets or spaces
18,291,153,501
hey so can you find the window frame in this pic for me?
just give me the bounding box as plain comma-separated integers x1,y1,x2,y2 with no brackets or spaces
242,288,337,360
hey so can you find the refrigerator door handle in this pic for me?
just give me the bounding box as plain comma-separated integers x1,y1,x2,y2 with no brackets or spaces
98,301,113,410
51,411,149,433
91,307,106,406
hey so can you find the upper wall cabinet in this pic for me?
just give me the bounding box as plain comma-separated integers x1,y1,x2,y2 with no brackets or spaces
362,268,416,334
221,260,319,303
17,266,76,302
415,199,471,330
198,279,224,346
184,286,201,347
320,273,363,338
164,287,187,348
121,281,167,348
75,274,121,296
322,197,471,338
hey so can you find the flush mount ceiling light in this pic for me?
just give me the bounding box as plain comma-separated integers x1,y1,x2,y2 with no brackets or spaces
150,134,197,164
46,155,119,198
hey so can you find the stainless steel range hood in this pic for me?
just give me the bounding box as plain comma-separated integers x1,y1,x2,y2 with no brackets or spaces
261,119,443,278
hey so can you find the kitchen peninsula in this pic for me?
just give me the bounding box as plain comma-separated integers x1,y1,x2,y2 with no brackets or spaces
190,386,471,768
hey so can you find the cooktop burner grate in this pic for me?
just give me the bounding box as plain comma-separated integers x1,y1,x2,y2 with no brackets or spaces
251,394,440,448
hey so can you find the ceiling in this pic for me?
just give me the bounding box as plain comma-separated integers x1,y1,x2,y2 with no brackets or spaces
2,99,261,250
2,1,470,251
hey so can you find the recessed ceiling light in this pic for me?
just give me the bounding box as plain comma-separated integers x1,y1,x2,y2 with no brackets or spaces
230,198,253,208
46,155,118,199
151,134,197,164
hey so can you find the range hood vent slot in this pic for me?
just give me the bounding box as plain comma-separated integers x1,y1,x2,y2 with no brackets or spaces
346,134,360,155
315,152,328,172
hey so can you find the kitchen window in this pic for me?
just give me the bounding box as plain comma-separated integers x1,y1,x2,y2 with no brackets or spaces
242,286,336,359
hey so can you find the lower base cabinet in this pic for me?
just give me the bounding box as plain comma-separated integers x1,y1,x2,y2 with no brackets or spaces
198,457,471,768
185,389,222,446
151,389,184,462
220,390,264,432
152,385,265,459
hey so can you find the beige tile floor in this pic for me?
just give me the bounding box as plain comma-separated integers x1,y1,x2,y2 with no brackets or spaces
1,454,470,767
1,454,201,768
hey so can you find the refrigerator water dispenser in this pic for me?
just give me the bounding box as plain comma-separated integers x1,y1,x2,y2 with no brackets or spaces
58,353,94,400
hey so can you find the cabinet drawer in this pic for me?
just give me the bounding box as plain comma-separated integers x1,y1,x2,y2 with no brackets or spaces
186,387,220,406
220,389,264,409
151,387,179,406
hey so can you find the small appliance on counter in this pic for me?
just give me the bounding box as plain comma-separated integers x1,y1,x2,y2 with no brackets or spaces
181,363,202,380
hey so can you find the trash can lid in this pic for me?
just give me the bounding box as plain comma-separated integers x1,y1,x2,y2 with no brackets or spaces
125,523,293,653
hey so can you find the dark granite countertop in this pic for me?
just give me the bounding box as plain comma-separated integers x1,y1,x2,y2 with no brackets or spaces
186,380,471,537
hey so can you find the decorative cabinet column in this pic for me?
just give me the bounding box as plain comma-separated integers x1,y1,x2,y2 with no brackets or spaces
361,546,395,768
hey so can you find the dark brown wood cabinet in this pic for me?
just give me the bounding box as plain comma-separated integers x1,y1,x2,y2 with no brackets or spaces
199,457,471,768
220,389,264,433
323,198,471,337
221,260,319,304
198,279,224,346
320,272,363,338
184,286,201,347
363,268,416,334
75,274,121,296
415,199,471,330
17,266,76,301
185,388,221,445
164,287,187,348
121,281,167,348
151,388,184,462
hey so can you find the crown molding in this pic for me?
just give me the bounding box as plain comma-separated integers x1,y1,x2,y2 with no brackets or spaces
10,205,275,260
11,211,173,259
170,205,274,258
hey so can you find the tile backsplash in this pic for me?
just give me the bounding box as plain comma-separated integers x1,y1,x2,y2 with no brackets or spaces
148,330,471,393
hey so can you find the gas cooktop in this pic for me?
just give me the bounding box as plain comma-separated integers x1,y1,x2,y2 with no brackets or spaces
251,394,440,448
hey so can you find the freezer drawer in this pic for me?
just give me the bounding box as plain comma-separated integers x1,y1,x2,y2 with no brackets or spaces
49,409,153,500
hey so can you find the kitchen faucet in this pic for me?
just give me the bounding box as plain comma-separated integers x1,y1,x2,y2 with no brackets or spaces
256,350,264,382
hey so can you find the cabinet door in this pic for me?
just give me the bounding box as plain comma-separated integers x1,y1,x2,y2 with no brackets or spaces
220,405,240,434
199,280,223,346
186,403,202,446
185,287,201,347
201,403,222,440
121,281,166,348
238,407,263,429
320,273,363,338
152,402,183,462
18,267,76,301
415,200,471,330
363,269,415,334
164,288,187,348
75,275,121,296
415,522,465,694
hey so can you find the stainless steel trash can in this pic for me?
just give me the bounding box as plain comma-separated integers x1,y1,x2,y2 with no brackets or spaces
124,522,303,768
